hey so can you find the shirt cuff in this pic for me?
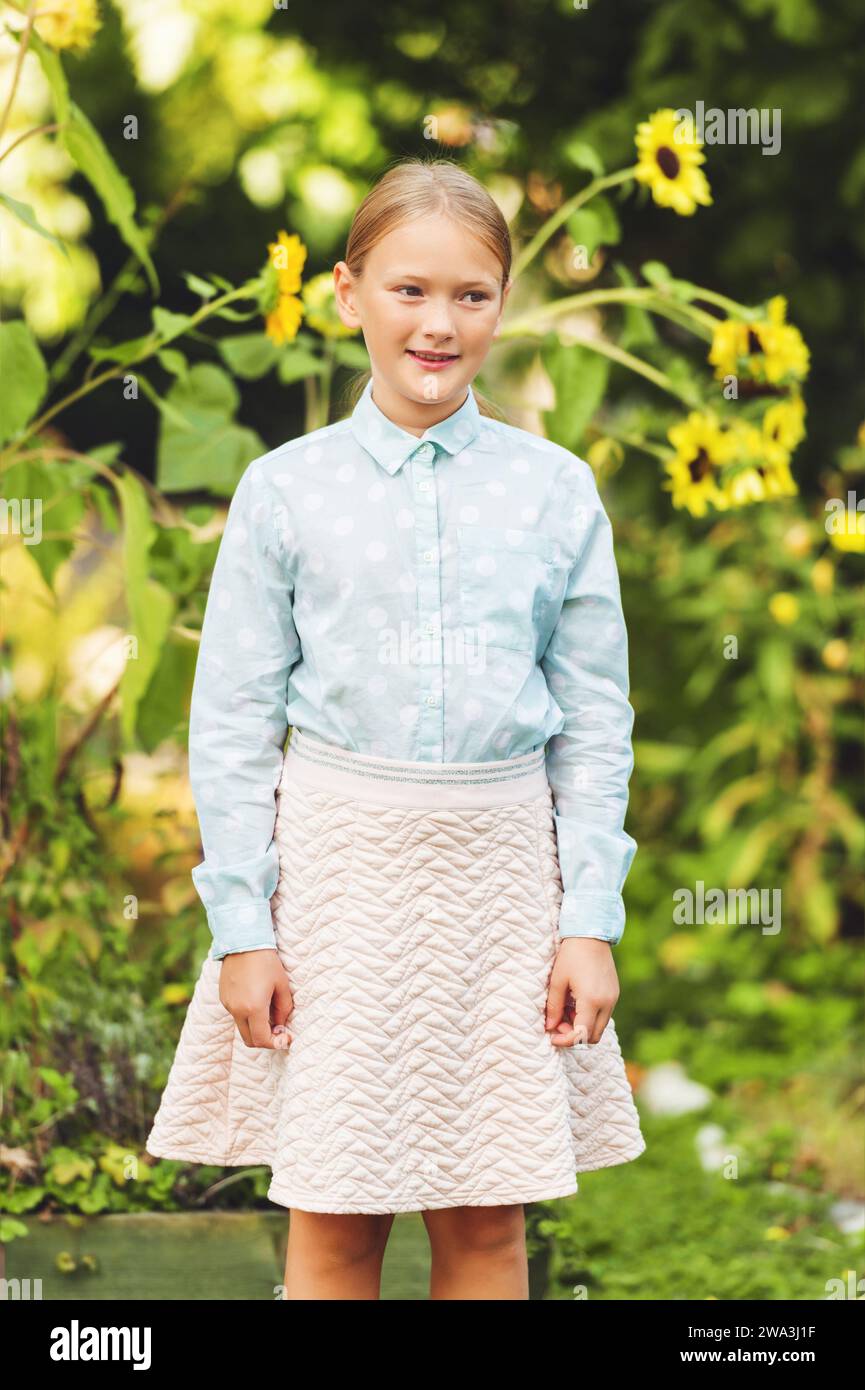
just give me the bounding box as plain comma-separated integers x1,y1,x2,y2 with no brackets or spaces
556,889,625,946
206,900,277,960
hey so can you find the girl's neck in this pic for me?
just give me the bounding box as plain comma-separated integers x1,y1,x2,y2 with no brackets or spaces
369,376,471,437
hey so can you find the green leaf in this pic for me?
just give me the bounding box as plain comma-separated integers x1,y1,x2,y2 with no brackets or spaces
541,339,609,451
329,339,370,370
0,321,48,444
59,101,159,295
641,260,672,287
218,333,280,379
155,363,265,495
181,271,218,300
566,209,604,263
562,139,605,177
2,453,89,587
114,469,176,747
88,335,154,365
567,196,621,262
26,28,70,124
0,192,69,257
152,307,193,344
615,263,657,350
277,348,327,384
137,637,198,752
156,347,188,378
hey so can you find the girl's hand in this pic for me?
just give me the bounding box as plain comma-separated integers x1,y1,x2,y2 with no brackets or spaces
545,938,619,1048
218,949,294,1050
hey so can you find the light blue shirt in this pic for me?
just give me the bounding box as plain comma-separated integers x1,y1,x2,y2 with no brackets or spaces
189,377,637,960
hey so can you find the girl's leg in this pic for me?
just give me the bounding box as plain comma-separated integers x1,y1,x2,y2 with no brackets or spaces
422,1204,528,1301
283,1210,396,1300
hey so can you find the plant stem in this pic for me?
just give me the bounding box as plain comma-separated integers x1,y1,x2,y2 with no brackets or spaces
7,282,261,449
0,120,60,164
511,167,637,279
689,286,761,318
0,1,36,148
49,183,193,386
594,428,674,461
502,285,718,338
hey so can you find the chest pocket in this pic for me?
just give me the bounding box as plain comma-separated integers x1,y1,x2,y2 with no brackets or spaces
456,524,562,654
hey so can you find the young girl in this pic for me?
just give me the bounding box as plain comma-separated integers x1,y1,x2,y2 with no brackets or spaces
146,156,645,1301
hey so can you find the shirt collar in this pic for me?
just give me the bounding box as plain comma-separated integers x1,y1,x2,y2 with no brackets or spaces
349,376,482,475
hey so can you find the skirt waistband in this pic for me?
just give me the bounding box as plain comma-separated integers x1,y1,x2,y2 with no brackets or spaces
279,729,551,809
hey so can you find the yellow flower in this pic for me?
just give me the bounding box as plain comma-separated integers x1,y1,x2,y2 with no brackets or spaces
34,0,101,51
768,593,799,625
664,411,736,515
811,558,834,595
719,417,799,507
262,230,307,346
634,109,712,216
265,295,305,347
828,508,865,553
822,639,849,671
709,296,809,385
762,396,806,463
267,230,306,294
782,522,812,557
301,272,357,339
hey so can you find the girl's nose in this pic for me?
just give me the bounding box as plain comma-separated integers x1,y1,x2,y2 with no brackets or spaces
421,301,457,336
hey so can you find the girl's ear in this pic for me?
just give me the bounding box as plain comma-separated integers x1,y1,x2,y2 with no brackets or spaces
333,261,361,329
491,278,512,335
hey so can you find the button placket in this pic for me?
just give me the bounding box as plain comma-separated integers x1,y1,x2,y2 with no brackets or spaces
411,442,444,760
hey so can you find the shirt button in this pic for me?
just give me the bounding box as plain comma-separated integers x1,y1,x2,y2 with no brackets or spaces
417,443,434,459
418,480,431,491
423,549,435,562
425,623,435,635
425,695,437,706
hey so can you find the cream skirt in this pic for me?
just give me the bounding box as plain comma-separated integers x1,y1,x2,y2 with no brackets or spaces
145,729,645,1214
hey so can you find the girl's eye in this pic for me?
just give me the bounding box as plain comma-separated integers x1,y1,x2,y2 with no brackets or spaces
394,286,490,303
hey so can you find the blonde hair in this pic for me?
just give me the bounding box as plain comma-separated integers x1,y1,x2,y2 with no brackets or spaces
336,156,512,423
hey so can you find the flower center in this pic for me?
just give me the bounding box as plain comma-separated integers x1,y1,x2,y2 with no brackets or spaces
688,448,713,482
656,146,680,179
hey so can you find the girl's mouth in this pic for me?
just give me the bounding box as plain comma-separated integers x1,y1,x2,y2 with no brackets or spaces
405,349,459,370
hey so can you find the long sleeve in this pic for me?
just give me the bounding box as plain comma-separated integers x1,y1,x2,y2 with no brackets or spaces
188,462,301,960
540,460,637,945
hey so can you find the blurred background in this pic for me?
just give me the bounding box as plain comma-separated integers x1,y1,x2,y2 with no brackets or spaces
1,0,862,1301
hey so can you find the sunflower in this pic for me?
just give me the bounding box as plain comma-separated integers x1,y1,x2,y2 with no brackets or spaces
33,0,101,50
262,231,307,346
719,418,799,507
664,410,736,515
634,109,712,216
762,395,806,462
828,509,865,553
709,296,809,385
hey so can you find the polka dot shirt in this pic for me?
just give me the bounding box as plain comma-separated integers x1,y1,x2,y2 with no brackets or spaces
190,377,637,959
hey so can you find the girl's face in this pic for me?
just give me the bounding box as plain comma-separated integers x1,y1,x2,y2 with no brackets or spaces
334,213,511,427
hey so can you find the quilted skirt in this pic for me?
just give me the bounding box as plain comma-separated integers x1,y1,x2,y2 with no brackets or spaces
145,729,645,1214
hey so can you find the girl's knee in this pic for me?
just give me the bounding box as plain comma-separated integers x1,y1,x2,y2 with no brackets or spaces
289,1210,393,1266
426,1204,525,1255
